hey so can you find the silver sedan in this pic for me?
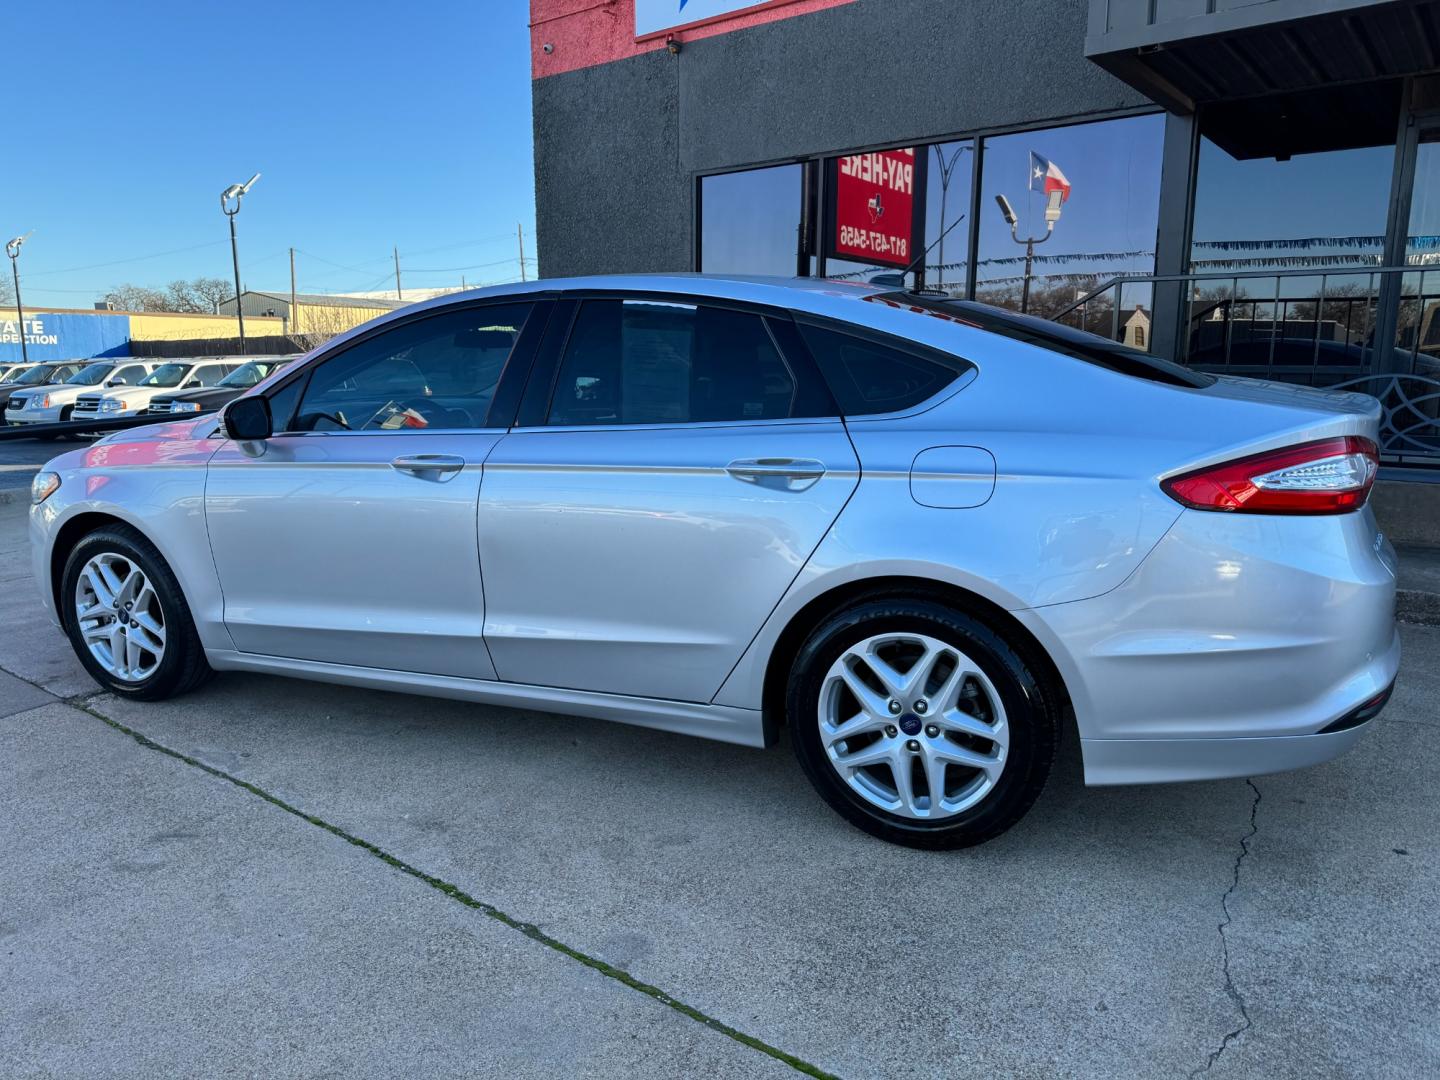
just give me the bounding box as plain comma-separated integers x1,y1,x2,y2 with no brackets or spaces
28,276,1399,847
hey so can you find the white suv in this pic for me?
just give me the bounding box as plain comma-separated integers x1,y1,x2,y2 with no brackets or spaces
70,359,237,422
6,359,159,428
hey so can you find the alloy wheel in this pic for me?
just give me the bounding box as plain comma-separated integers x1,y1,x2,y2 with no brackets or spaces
818,631,1008,820
73,552,166,682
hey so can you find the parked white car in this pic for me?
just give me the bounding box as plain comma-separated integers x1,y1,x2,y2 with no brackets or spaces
0,362,41,383
5,359,160,429
68,359,238,421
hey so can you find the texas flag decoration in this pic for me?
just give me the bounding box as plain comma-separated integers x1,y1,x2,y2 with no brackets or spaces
1029,151,1071,203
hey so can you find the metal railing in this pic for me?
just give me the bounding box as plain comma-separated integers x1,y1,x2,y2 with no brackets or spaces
1053,266,1440,466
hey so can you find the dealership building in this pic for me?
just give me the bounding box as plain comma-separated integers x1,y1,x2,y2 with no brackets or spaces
530,0,1440,466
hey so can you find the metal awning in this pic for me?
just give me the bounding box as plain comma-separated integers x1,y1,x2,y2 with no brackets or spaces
1086,0,1440,157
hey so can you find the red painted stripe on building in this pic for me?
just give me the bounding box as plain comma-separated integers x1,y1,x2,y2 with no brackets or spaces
531,0,857,78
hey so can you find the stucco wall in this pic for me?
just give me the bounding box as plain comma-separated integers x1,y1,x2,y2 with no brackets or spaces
532,0,1150,277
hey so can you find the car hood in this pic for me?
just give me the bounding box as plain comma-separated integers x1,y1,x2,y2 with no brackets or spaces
92,415,216,447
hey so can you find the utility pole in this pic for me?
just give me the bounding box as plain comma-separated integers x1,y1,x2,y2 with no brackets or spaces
289,247,297,335
518,223,527,282
393,245,403,300
5,233,32,364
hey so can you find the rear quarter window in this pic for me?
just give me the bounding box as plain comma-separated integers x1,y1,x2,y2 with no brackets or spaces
798,323,965,416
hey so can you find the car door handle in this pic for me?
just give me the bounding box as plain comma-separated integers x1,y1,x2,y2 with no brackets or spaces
391,454,465,477
725,457,827,490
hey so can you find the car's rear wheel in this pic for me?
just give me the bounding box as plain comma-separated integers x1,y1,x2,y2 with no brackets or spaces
788,598,1059,849
61,525,212,700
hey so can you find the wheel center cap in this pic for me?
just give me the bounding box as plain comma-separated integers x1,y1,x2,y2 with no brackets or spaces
898,713,922,736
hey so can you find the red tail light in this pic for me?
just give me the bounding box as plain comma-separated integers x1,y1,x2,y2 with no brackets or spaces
1162,436,1379,515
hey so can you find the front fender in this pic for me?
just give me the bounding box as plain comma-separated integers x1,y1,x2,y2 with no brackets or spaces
31,431,230,651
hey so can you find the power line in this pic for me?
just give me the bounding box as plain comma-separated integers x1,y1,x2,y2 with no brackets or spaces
403,256,537,274
25,239,229,277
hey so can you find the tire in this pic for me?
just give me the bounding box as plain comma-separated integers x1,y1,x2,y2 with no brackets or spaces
788,597,1059,849
60,524,212,700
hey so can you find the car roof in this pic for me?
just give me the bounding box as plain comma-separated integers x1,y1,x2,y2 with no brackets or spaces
402,273,887,319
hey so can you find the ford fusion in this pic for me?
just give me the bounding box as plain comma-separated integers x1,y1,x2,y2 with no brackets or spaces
29,276,1398,848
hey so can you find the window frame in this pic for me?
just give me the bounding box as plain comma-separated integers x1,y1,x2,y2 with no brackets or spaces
511,290,839,432
254,295,554,437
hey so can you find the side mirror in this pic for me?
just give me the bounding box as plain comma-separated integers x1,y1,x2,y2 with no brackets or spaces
222,395,273,441
108,377,127,386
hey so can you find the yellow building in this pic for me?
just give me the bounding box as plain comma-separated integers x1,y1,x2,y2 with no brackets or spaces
0,306,288,363
126,309,285,343
218,291,407,336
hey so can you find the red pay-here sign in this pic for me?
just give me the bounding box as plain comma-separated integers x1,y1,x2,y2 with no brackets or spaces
831,148,918,270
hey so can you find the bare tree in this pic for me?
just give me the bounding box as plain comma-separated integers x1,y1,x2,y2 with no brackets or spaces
103,276,234,314
102,283,170,312
190,277,232,314
163,279,208,313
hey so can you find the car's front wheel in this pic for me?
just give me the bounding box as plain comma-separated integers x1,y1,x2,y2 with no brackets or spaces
788,597,1060,849
61,525,212,700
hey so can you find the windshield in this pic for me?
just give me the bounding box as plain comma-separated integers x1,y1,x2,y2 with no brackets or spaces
219,360,282,388
15,365,61,386
139,363,193,388
871,293,1216,389
67,362,115,386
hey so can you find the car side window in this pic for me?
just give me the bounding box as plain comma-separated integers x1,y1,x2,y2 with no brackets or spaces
285,302,532,433
192,365,227,387
798,324,961,416
113,365,144,383
547,299,797,426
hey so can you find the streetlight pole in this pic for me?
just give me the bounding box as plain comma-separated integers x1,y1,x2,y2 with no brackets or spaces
5,233,32,364
931,144,971,289
995,192,1063,314
220,173,261,353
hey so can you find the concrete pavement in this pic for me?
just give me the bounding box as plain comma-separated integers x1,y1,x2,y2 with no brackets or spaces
1,499,1436,1078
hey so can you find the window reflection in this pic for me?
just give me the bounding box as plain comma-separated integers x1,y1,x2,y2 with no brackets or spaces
976,114,1163,334
825,140,974,289
1191,139,1392,272
1188,139,1394,374
1396,129,1440,374
699,164,803,277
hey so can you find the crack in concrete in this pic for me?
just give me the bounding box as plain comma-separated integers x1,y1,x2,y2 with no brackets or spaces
0,663,840,1080
1191,778,1262,1078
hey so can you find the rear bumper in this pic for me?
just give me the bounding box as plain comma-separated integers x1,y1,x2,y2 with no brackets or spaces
1017,505,1399,783
1080,661,1397,784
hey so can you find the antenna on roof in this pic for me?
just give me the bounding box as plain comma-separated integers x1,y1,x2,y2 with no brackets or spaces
891,213,966,292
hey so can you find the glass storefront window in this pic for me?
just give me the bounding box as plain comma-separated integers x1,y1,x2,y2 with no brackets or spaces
698,164,804,277
1191,139,1393,272
975,114,1164,332
1189,139,1395,370
824,140,974,292
1396,128,1440,374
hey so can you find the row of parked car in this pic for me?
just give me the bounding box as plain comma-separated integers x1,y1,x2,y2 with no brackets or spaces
0,356,299,432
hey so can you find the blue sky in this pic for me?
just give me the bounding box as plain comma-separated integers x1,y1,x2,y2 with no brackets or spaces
9,0,536,307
